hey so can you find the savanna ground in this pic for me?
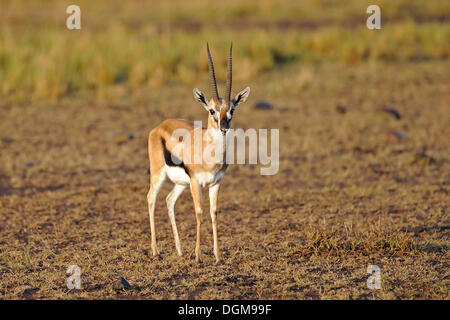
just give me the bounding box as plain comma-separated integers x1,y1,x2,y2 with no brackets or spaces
0,0,449,299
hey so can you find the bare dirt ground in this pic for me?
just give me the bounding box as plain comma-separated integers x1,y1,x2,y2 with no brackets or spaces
0,61,448,299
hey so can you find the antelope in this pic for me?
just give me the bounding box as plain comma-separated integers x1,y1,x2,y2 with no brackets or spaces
146,43,250,263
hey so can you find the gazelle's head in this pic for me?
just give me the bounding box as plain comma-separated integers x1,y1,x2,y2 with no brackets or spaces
193,43,250,135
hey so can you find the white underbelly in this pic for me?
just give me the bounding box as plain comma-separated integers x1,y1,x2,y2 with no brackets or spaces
165,165,227,187
165,165,190,185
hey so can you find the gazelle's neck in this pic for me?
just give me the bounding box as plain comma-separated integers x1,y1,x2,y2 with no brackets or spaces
205,116,227,165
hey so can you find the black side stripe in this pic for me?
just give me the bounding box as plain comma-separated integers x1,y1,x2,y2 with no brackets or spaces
163,144,190,177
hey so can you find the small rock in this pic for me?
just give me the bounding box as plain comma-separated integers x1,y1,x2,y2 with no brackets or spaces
25,162,37,167
382,106,401,119
390,130,405,139
121,277,132,289
113,277,132,291
254,101,274,110
22,287,39,299
336,104,347,114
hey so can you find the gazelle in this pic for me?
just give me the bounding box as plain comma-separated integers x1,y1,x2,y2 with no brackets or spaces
147,43,250,263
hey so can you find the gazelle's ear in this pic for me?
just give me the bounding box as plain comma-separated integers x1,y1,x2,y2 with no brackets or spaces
193,88,209,110
232,87,250,108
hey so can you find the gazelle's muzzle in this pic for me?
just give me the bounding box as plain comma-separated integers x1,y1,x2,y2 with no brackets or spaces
220,118,230,135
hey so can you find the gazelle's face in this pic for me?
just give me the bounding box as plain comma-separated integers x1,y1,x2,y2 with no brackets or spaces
194,43,250,134
193,87,251,135
208,98,231,134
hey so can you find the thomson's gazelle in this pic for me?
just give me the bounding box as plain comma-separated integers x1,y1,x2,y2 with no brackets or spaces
147,43,250,263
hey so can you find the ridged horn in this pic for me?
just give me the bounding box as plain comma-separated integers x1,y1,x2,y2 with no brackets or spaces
206,43,220,102
225,43,232,104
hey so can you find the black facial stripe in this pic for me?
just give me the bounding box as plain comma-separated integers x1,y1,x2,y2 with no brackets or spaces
234,94,242,105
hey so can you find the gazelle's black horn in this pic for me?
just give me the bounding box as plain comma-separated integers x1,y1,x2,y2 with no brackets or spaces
225,43,232,104
206,43,220,101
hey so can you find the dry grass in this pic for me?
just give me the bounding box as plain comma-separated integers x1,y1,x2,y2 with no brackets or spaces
0,0,449,300
0,59,448,299
0,0,449,100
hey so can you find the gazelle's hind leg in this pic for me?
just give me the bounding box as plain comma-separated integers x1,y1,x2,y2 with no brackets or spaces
147,167,166,256
166,184,187,256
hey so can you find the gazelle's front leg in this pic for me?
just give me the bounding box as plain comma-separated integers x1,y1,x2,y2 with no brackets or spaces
189,178,203,262
209,183,221,263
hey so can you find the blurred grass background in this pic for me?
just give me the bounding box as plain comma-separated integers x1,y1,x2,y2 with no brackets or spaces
0,0,449,101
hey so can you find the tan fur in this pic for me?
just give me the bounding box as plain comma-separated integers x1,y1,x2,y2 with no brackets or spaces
147,116,227,263
146,45,250,263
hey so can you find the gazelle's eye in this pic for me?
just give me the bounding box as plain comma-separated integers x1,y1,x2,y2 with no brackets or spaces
230,109,234,115
209,109,215,116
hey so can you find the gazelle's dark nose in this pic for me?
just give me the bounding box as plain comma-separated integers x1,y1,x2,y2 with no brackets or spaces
220,118,229,129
